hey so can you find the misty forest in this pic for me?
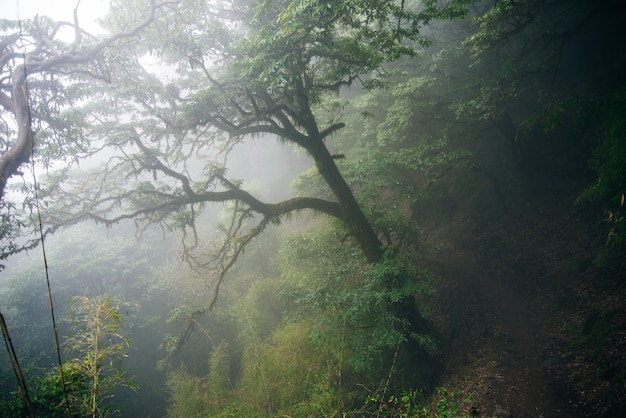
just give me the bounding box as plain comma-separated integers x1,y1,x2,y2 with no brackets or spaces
1,0,625,417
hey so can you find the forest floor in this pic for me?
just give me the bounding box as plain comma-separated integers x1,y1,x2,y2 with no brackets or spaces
420,176,625,417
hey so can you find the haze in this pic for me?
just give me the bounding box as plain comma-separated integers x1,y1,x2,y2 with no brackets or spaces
1,1,625,417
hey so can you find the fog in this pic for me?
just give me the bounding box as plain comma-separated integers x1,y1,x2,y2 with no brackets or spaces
2,0,109,27
1,1,626,417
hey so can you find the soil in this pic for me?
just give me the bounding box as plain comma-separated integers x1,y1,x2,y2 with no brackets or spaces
418,174,621,417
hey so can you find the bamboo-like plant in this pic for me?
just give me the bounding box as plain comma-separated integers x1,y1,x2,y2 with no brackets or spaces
64,295,137,417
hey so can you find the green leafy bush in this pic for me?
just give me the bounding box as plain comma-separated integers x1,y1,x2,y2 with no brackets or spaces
578,89,626,273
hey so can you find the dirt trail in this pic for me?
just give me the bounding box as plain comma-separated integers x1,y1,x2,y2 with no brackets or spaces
412,164,602,416
435,252,577,418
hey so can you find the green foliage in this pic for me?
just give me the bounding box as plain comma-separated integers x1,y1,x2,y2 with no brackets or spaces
64,295,137,417
361,386,476,417
464,0,544,62
19,0,476,279
576,89,626,273
237,0,470,97
433,387,476,418
234,279,288,341
523,96,587,134
236,320,334,417
163,219,436,417
205,341,233,407
580,90,626,204
164,319,336,417
165,366,214,418
280,227,434,375
594,209,626,273
344,140,469,200
0,362,86,418
295,78,470,250
1,294,139,417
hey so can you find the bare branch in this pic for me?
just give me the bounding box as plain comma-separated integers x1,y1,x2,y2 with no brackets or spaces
207,216,271,311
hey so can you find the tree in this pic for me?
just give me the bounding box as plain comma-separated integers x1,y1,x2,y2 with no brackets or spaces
0,1,163,263
39,0,470,306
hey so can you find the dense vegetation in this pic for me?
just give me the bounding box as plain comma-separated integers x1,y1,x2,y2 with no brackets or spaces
1,0,625,417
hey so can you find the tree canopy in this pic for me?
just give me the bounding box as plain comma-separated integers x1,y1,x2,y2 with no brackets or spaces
1,0,470,296
0,0,162,264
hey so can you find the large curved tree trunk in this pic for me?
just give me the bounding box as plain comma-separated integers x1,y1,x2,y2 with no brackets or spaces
287,83,384,264
307,135,384,263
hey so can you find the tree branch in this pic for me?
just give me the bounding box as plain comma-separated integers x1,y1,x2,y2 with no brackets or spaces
0,0,166,201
